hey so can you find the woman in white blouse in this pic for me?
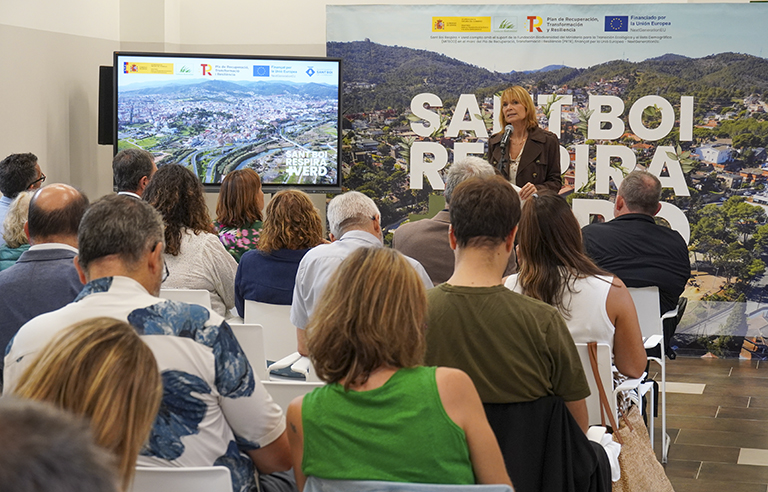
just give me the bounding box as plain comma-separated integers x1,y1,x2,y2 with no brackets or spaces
143,164,237,317
505,194,646,379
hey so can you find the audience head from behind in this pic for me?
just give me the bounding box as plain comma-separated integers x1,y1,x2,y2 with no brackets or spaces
0,153,44,199
259,189,324,254
2,191,33,248
143,164,212,256
0,396,119,492
517,194,608,314
307,247,427,389
13,317,162,491
444,156,496,207
327,191,381,242
27,184,89,247
449,175,521,250
112,149,156,198
616,170,662,217
216,168,264,228
76,194,166,296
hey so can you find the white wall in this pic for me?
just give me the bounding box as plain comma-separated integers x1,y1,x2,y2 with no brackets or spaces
0,0,746,201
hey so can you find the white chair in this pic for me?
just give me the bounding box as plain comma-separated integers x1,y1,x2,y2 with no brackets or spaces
628,286,677,463
159,288,212,310
129,466,232,492
268,352,323,382
304,476,514,492
575,342,654,442
244,300,297,361
261,380,324,413
229,323,267,381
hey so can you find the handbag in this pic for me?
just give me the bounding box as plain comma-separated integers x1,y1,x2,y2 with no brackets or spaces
587,342,674,492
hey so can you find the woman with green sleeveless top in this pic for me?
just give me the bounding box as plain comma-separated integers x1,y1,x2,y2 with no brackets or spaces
286,247,511,490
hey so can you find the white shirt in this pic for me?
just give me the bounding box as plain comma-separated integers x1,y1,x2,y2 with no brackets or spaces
290,230,433,330
163,229,237,318
5,276,284,492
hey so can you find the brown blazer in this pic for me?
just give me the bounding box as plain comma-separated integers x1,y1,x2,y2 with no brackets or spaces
487,126,563,195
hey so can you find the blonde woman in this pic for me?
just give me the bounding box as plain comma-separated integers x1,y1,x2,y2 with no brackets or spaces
486,85,562,199
286,247,511,491
234,189,325,317
0,191,32,270
13,317,163,491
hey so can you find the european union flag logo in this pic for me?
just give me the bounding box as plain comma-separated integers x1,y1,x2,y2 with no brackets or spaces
253,65,270,77
605,16,628,32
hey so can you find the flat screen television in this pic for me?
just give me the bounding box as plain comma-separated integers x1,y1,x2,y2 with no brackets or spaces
114,52,342,192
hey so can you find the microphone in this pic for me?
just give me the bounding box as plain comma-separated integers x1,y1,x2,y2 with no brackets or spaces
499,124,514,147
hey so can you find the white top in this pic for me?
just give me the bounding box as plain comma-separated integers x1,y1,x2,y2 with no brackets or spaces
4,276,284,492
290,230,433,330
163,229,237,318
505,273,616,350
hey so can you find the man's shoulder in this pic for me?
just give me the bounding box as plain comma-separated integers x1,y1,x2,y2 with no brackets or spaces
393,216,449,247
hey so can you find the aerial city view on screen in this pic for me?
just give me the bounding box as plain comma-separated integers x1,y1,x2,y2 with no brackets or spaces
116,55,340,186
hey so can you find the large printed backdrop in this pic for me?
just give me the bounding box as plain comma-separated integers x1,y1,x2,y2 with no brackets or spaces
327,4,768,358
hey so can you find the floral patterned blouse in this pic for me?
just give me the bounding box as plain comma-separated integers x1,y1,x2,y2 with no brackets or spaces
214,220,263,262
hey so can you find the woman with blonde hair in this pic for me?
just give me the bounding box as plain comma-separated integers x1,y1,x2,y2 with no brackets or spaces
234,189,324,317
0,191,32,270
215,168,265,262
505,194,646,379
286,247,511,490
486,85,562,199
13,317,163,491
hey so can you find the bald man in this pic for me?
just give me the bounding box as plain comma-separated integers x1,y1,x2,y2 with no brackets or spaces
0,184,89,362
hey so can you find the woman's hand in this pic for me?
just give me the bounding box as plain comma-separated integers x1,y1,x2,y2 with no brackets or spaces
518,182,537,200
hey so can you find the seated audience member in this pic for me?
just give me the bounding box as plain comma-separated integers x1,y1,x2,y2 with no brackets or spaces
0,397,118,492
0,152,45,245
287,247,511,491
393,156,516,285
112,148,157,198
0,191,32,270
13,317,162,491
143,164,237,317
4,195,293,492
581,170,690,316
291,191,432,356
215,169,265,261
424,176,609,492
505,194,646,379
0,184,87,359
235,189,324,317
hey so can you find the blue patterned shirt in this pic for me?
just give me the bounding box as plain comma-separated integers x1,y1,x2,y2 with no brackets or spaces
4,276,285,492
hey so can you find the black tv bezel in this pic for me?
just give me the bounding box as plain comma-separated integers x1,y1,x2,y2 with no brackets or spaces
113,51,343,193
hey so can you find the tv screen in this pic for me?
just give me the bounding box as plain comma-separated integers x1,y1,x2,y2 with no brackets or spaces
114,52,342,191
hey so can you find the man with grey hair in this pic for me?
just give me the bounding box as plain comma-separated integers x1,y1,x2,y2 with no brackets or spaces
291,191,432,354
582,170,690,315
5,194,294,492
393,156,516,285
112,148,156,198
0,397,119,492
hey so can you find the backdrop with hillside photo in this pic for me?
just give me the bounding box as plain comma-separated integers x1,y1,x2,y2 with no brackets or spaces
328,3,768,358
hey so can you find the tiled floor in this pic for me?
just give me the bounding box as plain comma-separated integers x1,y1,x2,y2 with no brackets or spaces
656,357,768,492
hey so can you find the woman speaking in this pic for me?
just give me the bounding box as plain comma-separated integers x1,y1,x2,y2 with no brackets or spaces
487,86,562,200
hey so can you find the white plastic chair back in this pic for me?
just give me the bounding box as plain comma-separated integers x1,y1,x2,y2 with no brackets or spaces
129,466,232,492
159,289,212,310
229,323,267,381
261,380,324,413
244,300,297,361
304,477,514,492
575,342,616,426
627,286,662,340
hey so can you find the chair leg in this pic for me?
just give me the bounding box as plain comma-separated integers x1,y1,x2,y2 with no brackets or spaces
661,350,668,464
